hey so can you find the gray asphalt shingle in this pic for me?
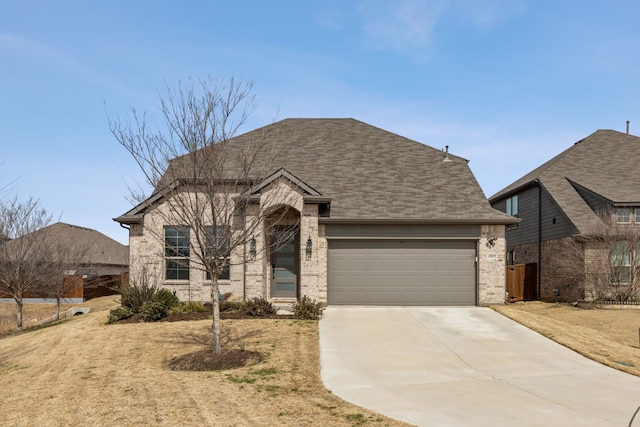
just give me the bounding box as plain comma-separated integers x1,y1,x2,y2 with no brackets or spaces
490,129,640,233
127,118,513,224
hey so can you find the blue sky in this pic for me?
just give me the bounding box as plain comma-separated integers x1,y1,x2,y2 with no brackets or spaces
2,1,640,245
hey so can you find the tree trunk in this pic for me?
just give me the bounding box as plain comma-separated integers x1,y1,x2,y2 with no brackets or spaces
211,278,221,354
16,298,23,332
55,296,61,321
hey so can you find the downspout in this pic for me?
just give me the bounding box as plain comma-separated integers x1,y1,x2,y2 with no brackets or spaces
534,179,542,299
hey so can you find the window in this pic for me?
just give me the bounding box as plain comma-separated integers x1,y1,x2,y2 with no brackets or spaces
617,208,631,223
610,241,640,283
205,226,230,281
165,226,190,280
506,195,519,216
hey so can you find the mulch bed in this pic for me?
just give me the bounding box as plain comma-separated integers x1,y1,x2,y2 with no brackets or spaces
115,309,295,324
115,309,295,371
166,348,264,371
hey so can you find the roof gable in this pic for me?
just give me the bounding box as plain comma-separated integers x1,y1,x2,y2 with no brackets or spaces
119,118,513,224
490,129,640,232
248,167,323,197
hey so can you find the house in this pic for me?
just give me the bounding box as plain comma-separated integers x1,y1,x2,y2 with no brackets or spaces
0,222,129,302
489,130,640,302
115,118,515,306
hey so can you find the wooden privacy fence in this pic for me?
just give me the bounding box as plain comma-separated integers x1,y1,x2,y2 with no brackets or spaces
0,274,122,301
506,263,537,302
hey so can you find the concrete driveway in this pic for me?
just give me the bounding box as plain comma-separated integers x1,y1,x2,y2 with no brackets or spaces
320,307,640,427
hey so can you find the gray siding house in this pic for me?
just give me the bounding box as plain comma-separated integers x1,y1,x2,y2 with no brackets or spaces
489,130,640,301
116,118,514,306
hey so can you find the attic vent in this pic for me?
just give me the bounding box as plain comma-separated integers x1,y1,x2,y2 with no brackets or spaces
319,203,330,217
443,146,452,162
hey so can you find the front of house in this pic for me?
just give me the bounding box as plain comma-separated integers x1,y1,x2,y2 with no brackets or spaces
115,118,515,306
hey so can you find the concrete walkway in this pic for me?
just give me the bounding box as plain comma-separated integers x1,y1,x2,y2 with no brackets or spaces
320,307,640,427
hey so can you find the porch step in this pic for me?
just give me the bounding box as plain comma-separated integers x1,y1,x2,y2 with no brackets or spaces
274,303,294,315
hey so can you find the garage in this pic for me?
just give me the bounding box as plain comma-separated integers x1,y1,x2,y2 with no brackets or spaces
328,240,477,305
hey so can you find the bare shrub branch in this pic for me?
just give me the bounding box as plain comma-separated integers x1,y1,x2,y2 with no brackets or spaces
110,76,296,353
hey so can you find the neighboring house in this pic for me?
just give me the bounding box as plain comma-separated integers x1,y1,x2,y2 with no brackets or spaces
0,222,129,302
115,118,515,306
489,130,640,302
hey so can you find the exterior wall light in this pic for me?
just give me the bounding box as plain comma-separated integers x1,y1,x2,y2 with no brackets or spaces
305,236,312,260
249,237,257,258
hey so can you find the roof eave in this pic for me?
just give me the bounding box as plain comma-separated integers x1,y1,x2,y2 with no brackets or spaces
318,217,521,226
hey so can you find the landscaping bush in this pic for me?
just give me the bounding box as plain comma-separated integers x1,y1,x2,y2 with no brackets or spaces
291,295,325,320
245,296,276,317
171,301,208,314
107,306,134,324
220,300,247,312
140,301,169,322
114,281,158,313
154,288,180,310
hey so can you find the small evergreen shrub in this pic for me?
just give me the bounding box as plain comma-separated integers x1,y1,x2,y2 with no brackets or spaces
154,289,180,310
107,306,134,324
114,281,158,313
245,296,276,317
291,296,325,320
140,301,169,322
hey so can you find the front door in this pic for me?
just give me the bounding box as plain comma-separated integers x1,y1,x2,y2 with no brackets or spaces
270,227,299,298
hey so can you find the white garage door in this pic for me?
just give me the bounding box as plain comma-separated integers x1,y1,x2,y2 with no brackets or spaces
328,240,477,305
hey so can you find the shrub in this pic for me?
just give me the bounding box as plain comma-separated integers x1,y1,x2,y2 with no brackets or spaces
245,296,276,317
140,301,169,322
291,296,325,320
107,306,134,324
154,289,180,310
171,301,208,314
114,281,158,313
220,300,247,312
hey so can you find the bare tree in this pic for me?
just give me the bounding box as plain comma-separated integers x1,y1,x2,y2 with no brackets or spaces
563,210,640,302
110,76,296,353
42,236,90,321
0,196,54,331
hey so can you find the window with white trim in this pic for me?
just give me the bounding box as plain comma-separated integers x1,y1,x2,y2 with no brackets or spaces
165,226,190,280
610,241,640,283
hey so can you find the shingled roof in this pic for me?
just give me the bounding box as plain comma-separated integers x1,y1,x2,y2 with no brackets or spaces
490,129,640,233
120,118,513,224
16,222,129,266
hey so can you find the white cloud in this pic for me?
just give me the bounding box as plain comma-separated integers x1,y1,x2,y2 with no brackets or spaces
355,0,526,54
357,0,445,51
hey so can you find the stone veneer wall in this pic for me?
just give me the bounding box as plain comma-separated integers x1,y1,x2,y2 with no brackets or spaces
478,224,507,305
298,205,327,303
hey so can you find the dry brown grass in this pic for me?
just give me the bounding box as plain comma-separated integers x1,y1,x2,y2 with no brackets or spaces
0,297,408,427
4,299,639,426
0,301,75,334
493,301,640,377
